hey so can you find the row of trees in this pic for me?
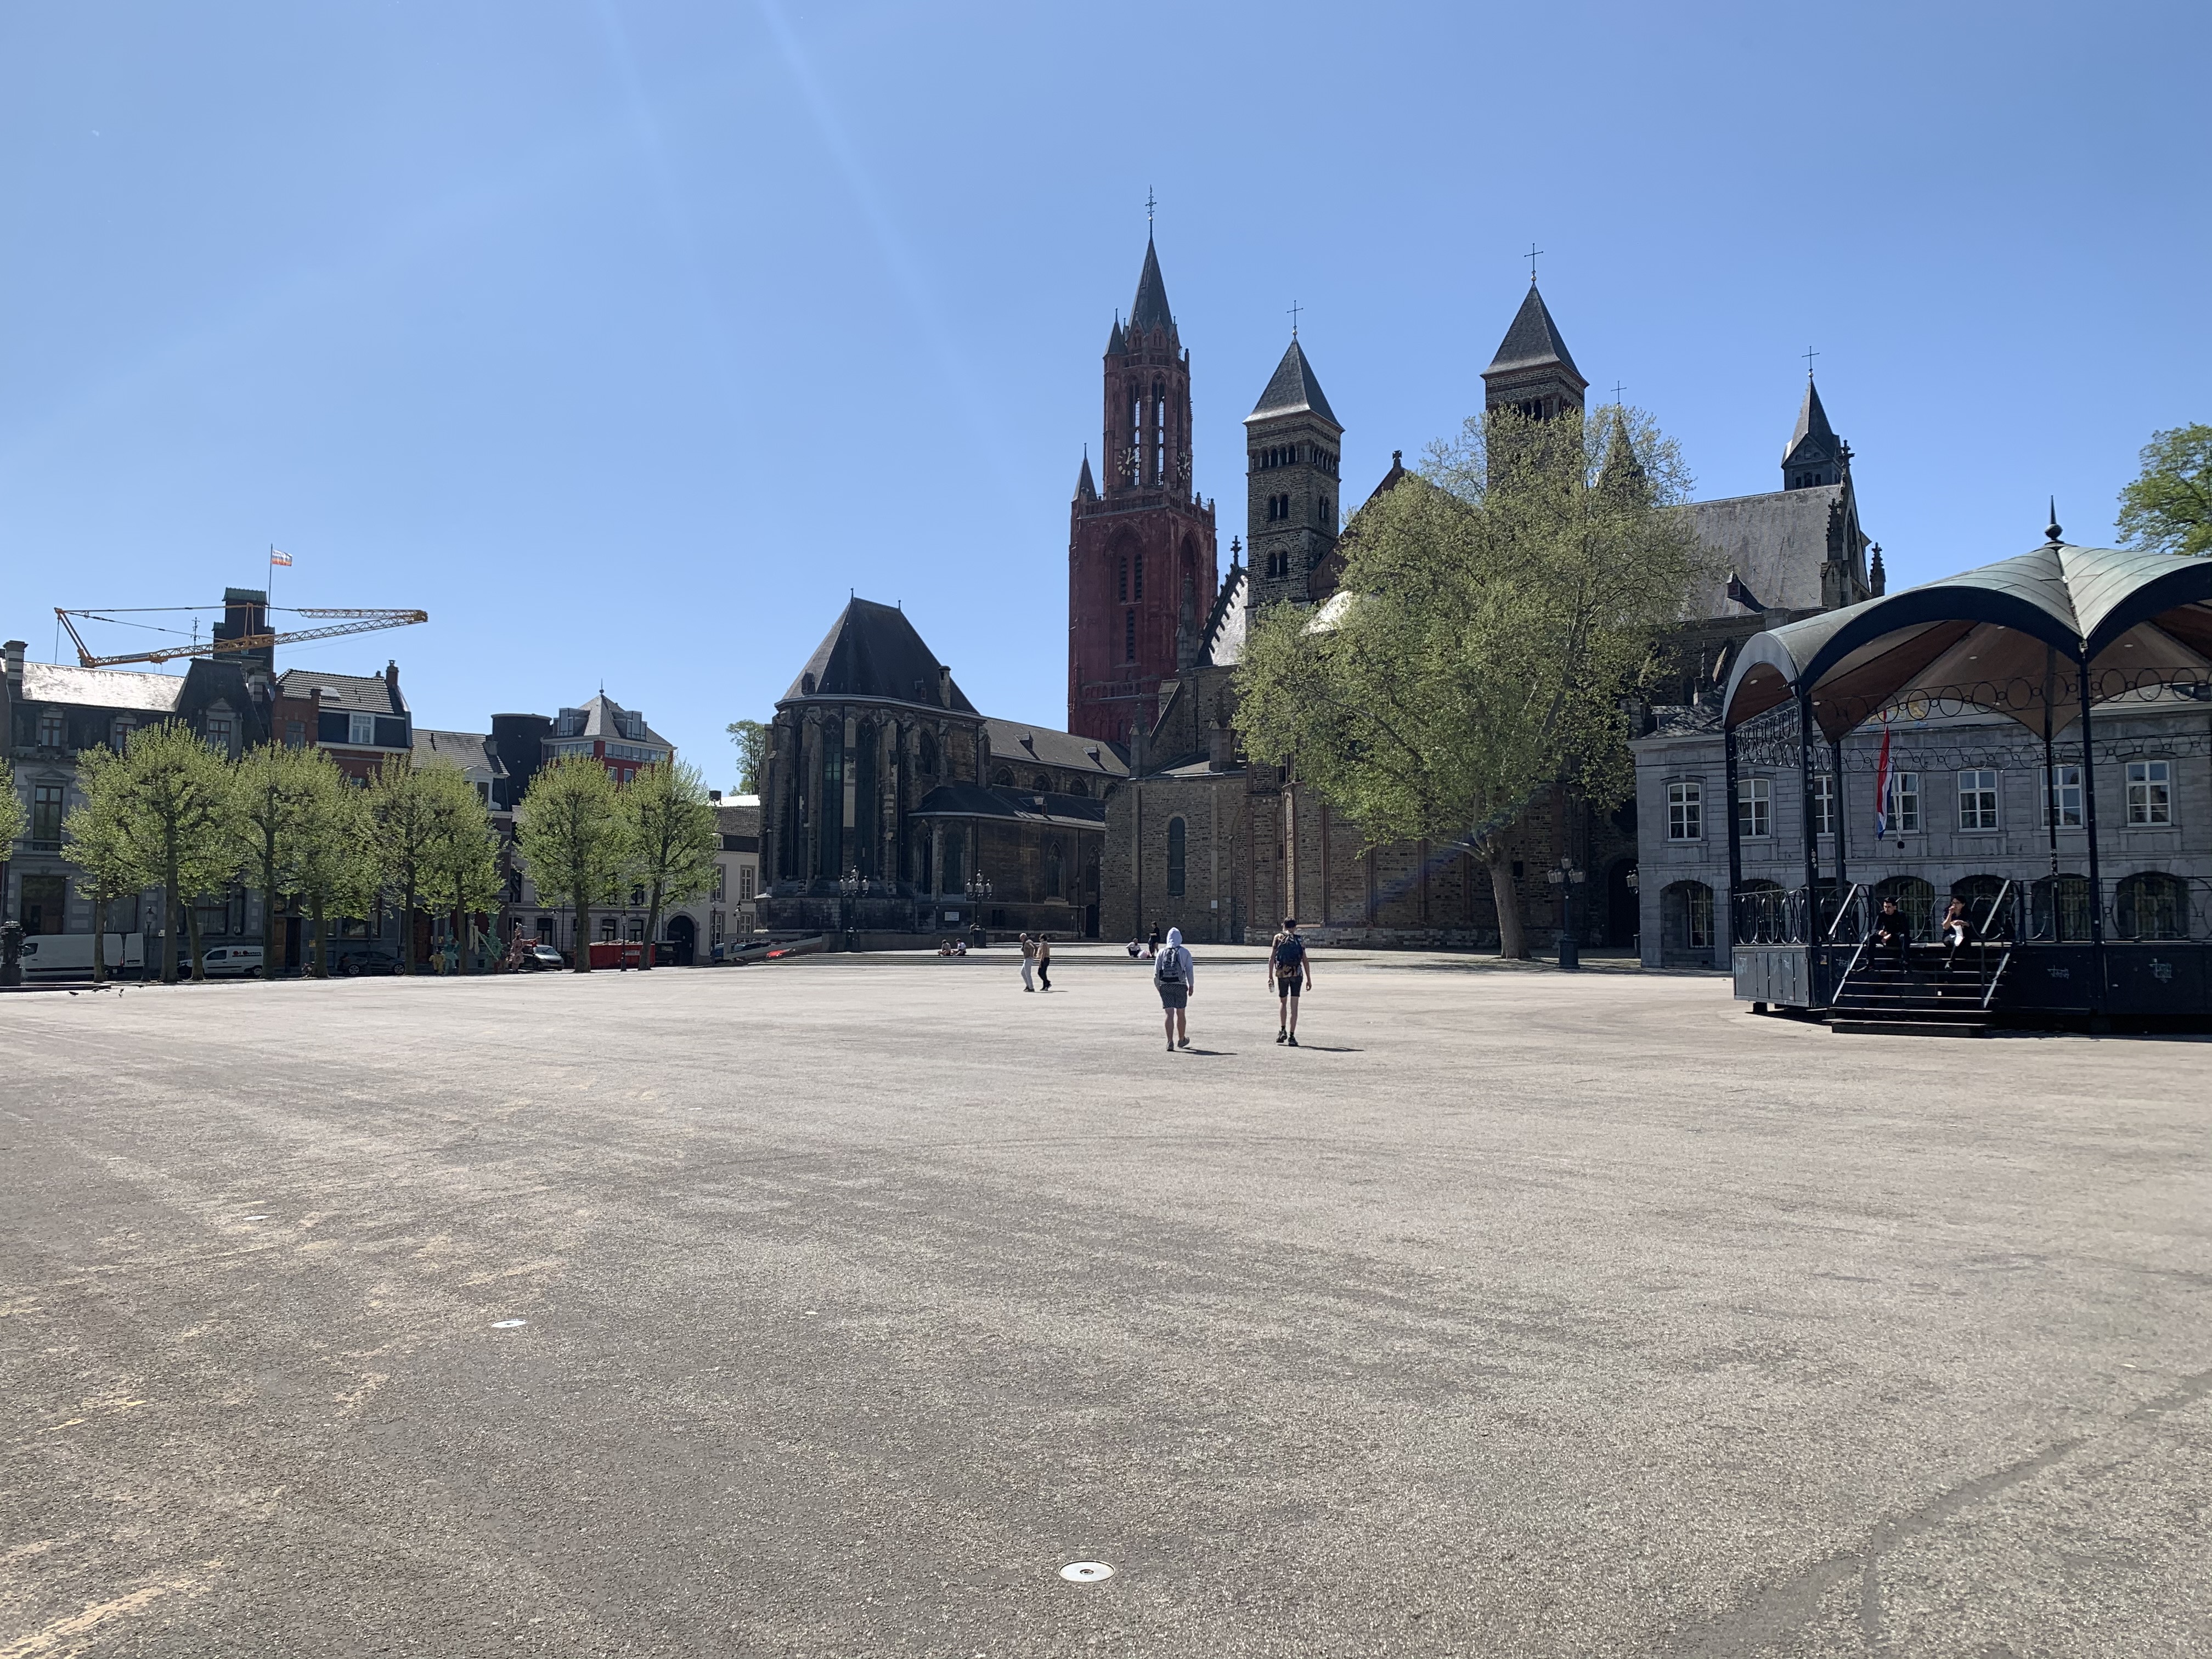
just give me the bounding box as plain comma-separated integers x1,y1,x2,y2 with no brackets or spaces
60,727,500,984
30,725,727,983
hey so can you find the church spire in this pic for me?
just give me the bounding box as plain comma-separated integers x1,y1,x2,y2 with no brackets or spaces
1481,282,1587,421
1782,375,1846,489
1129,234,1175,338
1075,449,1098,501
1598,407,1647,496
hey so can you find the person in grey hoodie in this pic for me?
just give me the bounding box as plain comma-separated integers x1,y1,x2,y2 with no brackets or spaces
1153,926,1194,1051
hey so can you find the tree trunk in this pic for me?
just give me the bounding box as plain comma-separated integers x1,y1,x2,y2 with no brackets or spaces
573,896,591,971
91,892,108,985
642,884,663,969
1487,853,1527,960
400,874,417,974
262,830,280,979
311,895,328,978
184,893,205,981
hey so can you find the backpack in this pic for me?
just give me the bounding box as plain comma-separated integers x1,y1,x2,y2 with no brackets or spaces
1153,946,1183,986
1275,933,1306,972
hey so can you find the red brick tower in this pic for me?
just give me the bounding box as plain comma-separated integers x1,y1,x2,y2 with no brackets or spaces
1067,233,1218,744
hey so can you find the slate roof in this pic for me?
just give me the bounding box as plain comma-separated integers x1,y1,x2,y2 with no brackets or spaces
1198,562,1249,668
1784,377,1842,465
1075,453,1098,501
278,668,408,716
984,718,1129,777
21,662,185,713
1128,236,1173,335
1483,283,1585,383
413,729,505,776
559,692,671,748
1678,487,1844,618
910,782,1109,830
1106,318,1127,355
781,599,977,712
1244,338,1340,427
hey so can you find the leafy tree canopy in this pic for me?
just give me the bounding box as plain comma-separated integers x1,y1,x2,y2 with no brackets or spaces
2115,423,2212,558
726,719,769,794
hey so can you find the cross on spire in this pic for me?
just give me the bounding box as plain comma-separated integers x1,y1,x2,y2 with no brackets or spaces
1287,298,1302,339
1526,242,1543,283
1610,381,1627,404
1146,187,1156,230
1802,346,1820,378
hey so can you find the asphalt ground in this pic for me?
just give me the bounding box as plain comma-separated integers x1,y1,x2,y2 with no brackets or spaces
3,947,2207,1658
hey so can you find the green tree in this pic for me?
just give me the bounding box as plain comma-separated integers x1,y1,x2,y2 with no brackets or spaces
233,742,329,980
60,759,139,985
284,751,370,979
516,757,629,973
423,766,503,973
619,760,720,969
726,719,769,794
362,753,460,974
0,757,26,851
73,723,234,984
1235,404,1706,959
2115,423,2212,558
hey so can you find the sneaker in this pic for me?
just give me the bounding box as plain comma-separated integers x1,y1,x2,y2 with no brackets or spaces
1276,1030,1286,1043
1166,1040,1175,1051
1177,1038,1192,1049
1286,1035,1299,1047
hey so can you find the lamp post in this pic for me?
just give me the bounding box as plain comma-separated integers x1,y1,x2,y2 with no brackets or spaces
964,873,992,948
1547,857,1586,970
1624,866,1639,960
837,866,867,951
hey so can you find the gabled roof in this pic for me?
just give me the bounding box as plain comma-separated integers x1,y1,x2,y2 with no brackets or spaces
561,693,671,748
1784,377,1841,464
1129,236,1173,335
910,782,1109,830
21,662,185,713
782,597,977,712
1243,337,1340,428
414,729,506,776
278,668,408,716
1199,562,1249,668
1678,487,1843,617
1483,283,1585,385
984,718,1128,777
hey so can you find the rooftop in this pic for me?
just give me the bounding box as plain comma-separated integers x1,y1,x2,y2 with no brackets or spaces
21,662,186,713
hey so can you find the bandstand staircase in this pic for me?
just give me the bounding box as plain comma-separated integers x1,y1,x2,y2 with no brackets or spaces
1827,945,2009,1037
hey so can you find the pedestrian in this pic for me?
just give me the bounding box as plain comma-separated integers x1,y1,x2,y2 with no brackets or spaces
1035,933,1052,991
1154,926,1194,1051
1146,924,1162,959
1269,917,1311,1045
1019,932,1036,992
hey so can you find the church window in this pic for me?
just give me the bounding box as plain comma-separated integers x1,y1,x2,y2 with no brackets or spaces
919,730,937,773
1125,610,1137,662
1118,556,1128,602
1033,774,1052,793
1134,553,1144,599
1046,839,1064,899
943,834,963,891
1066,777,1088,797
1153,383,1167,486
1166,817,1187,896
992,766,1013,787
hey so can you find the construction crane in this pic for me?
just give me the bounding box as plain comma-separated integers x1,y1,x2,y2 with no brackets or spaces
54,606,428,669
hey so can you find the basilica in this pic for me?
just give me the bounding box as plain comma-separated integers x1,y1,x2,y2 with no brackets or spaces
758,232,1880,950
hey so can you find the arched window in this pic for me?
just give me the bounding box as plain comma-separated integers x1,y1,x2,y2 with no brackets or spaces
1166,817,1187,896
918,730,937,774
1046,839,1064,899
1125,610,1137,662
1660,881,1714,962
1118,556,1128,602
2115,871,2188,940
1951,874,2007,935
1065,777,1088,797
1032,774,1052,793
2030,874,2092,941
991,765,1013,787
1873,875,1935,941
1153,381,1166,484
1134,552,1144,600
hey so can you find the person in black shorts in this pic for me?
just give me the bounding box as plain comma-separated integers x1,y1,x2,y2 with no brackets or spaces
1269,918,1311,1045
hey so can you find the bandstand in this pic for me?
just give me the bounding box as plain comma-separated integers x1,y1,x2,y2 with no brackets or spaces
1719,522,2212,1030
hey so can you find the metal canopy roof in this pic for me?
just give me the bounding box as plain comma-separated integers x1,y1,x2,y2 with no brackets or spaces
1722,539,2212,740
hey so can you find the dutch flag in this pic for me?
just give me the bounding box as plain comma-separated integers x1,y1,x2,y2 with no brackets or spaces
1872,723,1893,840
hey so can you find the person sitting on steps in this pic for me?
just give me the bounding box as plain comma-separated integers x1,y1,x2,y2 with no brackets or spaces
1873,898,1911,969
1939,897,1974,968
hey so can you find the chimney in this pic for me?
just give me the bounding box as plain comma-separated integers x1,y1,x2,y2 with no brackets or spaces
1208,719,1232,771
3,641,24,693
709,789,723,803
385,659,400,700
938,665,951,708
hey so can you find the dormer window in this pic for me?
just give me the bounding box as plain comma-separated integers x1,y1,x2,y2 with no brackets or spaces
349,713,375,745
36,711,64,747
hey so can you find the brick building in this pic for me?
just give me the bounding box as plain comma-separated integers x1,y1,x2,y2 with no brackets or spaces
1067,233,1220,744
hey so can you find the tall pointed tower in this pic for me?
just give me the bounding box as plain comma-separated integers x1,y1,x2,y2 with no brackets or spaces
1067,233,1219,744
1781,376,1846,490
1243,336,1344,609
1481,281,1587,420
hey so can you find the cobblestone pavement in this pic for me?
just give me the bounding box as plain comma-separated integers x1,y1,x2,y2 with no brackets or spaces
3,949,2207,1657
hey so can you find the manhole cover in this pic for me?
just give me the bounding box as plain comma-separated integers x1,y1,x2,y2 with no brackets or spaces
1059,1562,1113,1583
490,1319,529,1329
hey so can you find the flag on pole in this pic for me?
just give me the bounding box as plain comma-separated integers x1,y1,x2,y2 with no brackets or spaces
269,549,294,567
1872,721,1893,839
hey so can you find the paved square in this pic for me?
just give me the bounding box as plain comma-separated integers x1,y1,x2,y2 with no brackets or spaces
3,950,2207,1656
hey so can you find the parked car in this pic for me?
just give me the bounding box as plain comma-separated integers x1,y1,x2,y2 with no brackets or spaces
329,944,402,977
199,944,265,978
518,944,567,972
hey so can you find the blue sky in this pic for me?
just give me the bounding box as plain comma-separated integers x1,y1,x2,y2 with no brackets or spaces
3,2,2204,785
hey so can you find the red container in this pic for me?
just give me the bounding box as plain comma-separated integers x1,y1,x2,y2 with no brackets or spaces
585,941,656,970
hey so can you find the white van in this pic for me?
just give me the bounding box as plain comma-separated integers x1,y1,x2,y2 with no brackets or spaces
18,934,144,976
199,945,266,978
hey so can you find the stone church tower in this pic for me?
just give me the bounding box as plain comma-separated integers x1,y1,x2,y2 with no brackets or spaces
1480,280,1587,420
1066,234,1218,744
1243,336,1344,608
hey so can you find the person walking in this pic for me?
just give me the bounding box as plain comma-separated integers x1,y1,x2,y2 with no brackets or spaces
1146,924,1162,959
1268,917,1311,1045
1153,926,1194,1051
1034,933,1052,991
1019,932,1036,991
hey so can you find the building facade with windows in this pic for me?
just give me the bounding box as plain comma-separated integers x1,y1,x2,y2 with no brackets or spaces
1630,693,2210,968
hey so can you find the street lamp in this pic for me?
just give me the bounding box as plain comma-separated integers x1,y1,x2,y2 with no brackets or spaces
837,866,868,950
1547,857,1587,970
963,873,992,947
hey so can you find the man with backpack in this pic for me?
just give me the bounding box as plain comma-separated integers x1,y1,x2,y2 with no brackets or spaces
1153,926,1194,1051
1269,918,1312,1046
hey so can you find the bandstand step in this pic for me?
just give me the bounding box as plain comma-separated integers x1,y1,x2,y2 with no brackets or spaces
1827,1018,1988,1037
